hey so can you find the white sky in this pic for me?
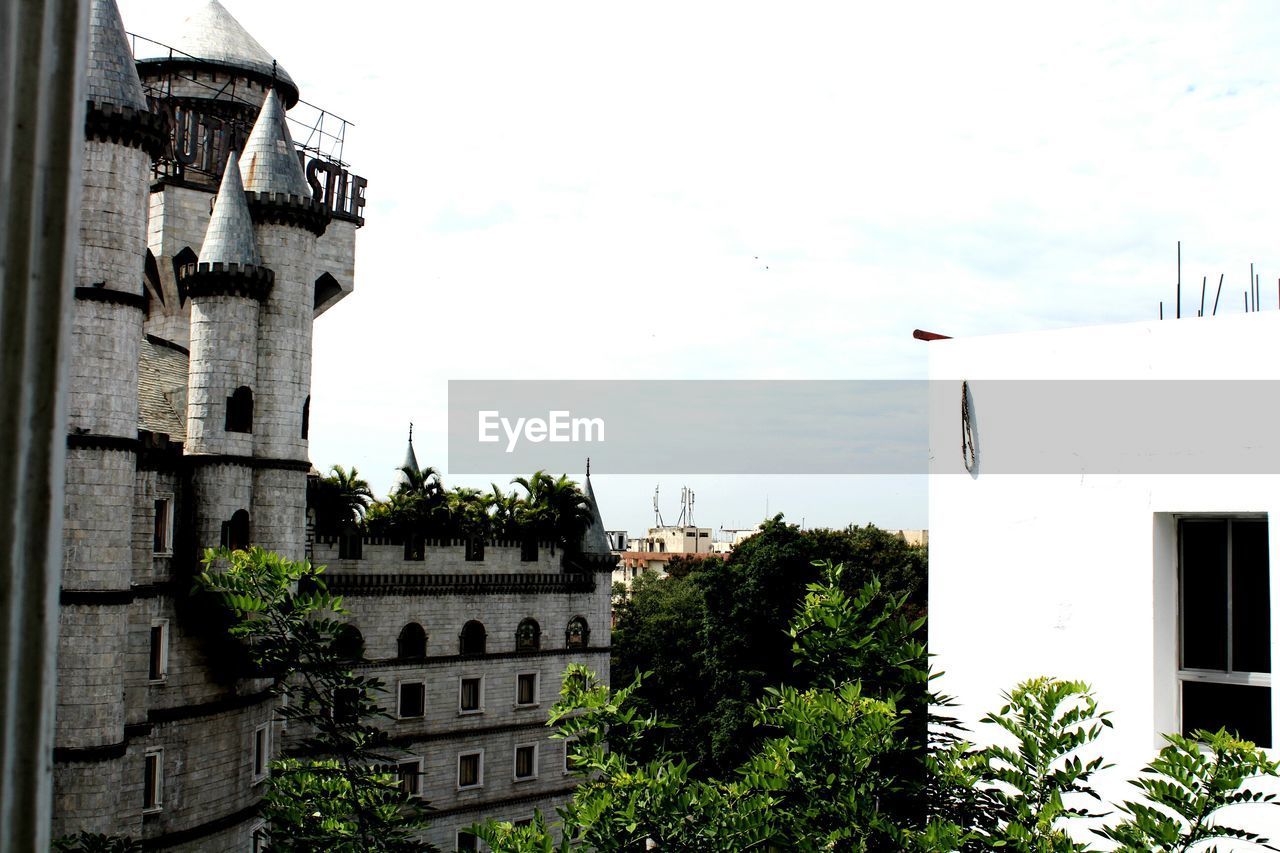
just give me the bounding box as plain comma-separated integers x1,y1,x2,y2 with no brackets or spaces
118,0,1280,536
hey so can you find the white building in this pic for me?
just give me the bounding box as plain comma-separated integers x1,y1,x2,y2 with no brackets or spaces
928,312,1280,838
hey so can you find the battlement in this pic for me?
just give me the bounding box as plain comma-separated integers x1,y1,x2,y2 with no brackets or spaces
313,536,571,576
243,191,330,235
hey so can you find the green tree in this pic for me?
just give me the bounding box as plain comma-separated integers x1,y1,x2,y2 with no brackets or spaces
611,515,927,775
196,547,433,852
310,465,374,534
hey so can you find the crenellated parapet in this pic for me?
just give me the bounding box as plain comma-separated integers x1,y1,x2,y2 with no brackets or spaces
244,191,329,236
84,101,167,159
178,261,274,301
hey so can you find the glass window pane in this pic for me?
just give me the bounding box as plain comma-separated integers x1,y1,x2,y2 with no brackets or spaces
1182,520,1228,670
1182,680,1271,747
1232,520,1270,674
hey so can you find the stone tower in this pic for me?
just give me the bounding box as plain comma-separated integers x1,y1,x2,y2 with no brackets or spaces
239,89,329,557
53,1,362,847
56,0,163,838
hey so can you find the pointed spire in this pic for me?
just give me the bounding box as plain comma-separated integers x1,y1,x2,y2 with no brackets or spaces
143,0,297,105
86,0,148,110
239,89,310,198
580,462,610,556
199,152,261,267
393,423,420,491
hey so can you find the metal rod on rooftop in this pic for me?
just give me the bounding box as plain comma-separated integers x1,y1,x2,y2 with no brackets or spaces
1159,302,1163,320
1177,241,1181,318
1213,273,1223,316
1200,276,1206,317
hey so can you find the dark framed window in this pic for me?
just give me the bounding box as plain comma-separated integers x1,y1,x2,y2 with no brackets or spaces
515,618,540,652
565,616,589,649
143,750,162,811
153,498,172,553
221,509,250,551
332,625,364,661
514,745,536,780
1179,517,1271,746
404,534,425,562
398,681,425,719
338,532,363,560
225,385,253,433
252,725,269,780
460,676,482,712
520,537,538,562
301,395,310,439
334,686,360,726
397,759,421,796
148,621,167,682
456,830,478,851
516,672,538,706
465,538,485,562
458,752,482,788
459,620,486,655
397,623,427,659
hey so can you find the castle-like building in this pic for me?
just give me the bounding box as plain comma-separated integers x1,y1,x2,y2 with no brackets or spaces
57,2,611,849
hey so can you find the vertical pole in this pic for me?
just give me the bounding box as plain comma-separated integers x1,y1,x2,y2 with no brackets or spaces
1176,241,1181,319
0,0,88,850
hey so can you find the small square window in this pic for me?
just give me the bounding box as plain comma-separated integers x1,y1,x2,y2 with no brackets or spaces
458,751,483,789
460,677,482,713
398,681,425,719
397,759,422,797
456,830,478,851
148,620,168,682
143,749,163,812
153,498,173,554
252,724,269,781
514,744,537,781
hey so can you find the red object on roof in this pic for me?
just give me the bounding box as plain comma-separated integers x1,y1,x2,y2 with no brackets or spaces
913,329,951,341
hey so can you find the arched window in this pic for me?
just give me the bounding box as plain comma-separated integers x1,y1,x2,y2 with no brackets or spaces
516,618,540,652
301,395,310,439
398,623,427,659
333,625,364,661
221,509,250,551
459,620,486,656
225,386,253,433
566,616,589,649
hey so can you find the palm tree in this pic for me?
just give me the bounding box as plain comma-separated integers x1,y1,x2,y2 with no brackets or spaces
309,465,374,534
488,484,521,539
511,471,593,550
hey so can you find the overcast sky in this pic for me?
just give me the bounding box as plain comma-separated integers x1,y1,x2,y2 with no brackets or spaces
118,0,1280,536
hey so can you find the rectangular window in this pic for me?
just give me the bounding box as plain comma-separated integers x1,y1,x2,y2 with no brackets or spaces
143,749,163,811
456,831,478,851
458,751,483,789
563,738,578,774
516,672,538,707
520,537,538,562
514,744,536,780
397,759,422,797
1179,517,1271,746
153,498,172,554
404,534,425,561
251,823,266,853
513,817,533,828
466,538,485,562
338,533,363,560
148,620,168,682
252,724,269,781
460,677,482,713
398,681,425,719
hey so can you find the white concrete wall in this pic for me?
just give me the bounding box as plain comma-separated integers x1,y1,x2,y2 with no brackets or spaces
928,312,1280,839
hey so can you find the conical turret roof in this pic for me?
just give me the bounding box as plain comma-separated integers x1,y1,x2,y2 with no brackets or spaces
239,89,311,198
139,0,297,105
580,464,611,556
86,0,148,110
200,152,261,267
392,425,420,491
